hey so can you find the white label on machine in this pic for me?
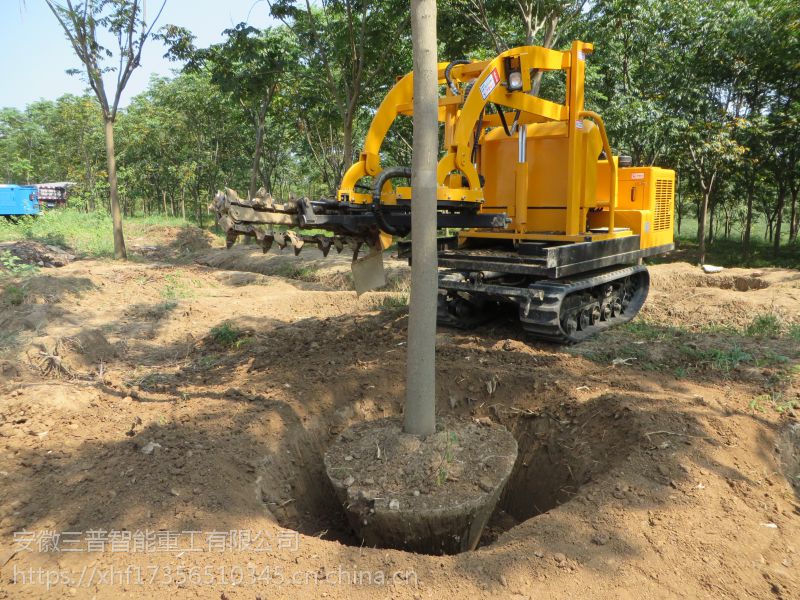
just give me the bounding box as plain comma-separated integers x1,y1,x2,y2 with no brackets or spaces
575,119,584,129
631,172,645,180
645,221,651,233
578,50,586,61
480,68,500,99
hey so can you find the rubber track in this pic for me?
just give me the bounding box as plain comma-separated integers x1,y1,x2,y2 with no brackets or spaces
436,265,649,344
518,265,649,343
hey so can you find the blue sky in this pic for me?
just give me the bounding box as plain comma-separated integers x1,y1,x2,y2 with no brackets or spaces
0,0,276,110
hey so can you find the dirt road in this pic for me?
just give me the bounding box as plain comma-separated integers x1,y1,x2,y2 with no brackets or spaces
0,229,798,599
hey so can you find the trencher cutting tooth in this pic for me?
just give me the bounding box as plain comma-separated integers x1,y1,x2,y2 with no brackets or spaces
261,235,274,253
273,232,287,250
286,231,304,256
333,237,344,253
316,235,332,257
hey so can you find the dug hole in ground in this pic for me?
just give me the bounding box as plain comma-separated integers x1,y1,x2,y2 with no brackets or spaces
0,229,798,599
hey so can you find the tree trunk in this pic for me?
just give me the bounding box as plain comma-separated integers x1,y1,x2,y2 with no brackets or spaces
104,118,127,260
708,200,715,242
765,210,773,241
698,190,710,265
675,175,682,235
790,185,798,243
181,188,186,221
342,118,354,186
249,103,268,200
773,183,786,258
405,0,438,438
530,16,558,96
162,190,168,215
743,175,754,255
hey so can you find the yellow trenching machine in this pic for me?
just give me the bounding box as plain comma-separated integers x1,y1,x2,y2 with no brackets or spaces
212,41,674,342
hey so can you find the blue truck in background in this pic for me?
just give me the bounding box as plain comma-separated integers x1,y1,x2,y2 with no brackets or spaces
0,185,40,221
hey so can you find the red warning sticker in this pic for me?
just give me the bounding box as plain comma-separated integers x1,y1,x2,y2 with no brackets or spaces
479,68,500,99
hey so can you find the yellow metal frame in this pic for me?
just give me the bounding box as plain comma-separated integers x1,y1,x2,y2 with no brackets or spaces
336,40,672,249
338,43,587,205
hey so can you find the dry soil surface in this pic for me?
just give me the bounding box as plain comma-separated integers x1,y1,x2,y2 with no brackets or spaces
0,229,798,599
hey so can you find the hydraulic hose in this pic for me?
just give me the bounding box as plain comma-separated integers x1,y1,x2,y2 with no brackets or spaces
444,59,471,96
471,107,485,164
372,166,412,236
494,103,521,137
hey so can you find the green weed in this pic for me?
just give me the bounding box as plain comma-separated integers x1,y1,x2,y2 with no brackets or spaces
195,354,222,369
754,349,790,368
2,284,25,306
376,293,409,311
0,251,38,277
274,263,320,281
681,344,752,373
744,313,782,337
146,301,178,320
749,393,798,414
160,273,201,300
0,330,19,357
435,431,459,486
210,322,245,347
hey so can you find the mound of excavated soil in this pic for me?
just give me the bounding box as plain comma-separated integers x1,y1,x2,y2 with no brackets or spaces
0,240,75,269
643,262,800,329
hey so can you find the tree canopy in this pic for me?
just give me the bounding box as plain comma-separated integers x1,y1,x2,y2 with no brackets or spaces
2,0,799,256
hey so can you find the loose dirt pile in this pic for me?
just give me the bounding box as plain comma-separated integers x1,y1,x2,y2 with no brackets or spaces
644,262,800,330
0,230,798,599
0,241,75,269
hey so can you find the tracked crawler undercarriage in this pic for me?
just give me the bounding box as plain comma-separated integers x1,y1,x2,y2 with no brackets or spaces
213,41,675,343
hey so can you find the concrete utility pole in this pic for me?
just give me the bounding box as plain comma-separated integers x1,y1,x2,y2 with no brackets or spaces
404,0,438,437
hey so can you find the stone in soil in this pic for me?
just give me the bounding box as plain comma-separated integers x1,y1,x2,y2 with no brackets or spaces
324,416,518,555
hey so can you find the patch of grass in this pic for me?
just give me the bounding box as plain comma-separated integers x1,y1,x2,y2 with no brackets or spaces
681,345,753,373
210,322,245,348
749,392,799,414
0,330,19,357
131,372,172,392
0,250,39,277
274,262,320,281
789,324,800,342
195,354,222,369
139,301,178,320
581,340,661,371
0,208,189,258
650,218,800,269
699,322,740,336
754,349,791,367
2,284,25,306
620,320,684,341
744,313,782,338
376,293,409,311
160,273,201,300
435,431,459,486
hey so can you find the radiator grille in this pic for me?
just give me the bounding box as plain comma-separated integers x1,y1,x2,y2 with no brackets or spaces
654,179,673,231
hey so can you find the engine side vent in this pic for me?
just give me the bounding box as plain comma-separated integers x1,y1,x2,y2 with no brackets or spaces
654,179,673,231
